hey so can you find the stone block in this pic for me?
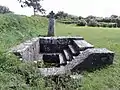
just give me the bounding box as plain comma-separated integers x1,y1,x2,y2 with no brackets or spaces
66,48,114,71
73,40,94,51
39,66,70,76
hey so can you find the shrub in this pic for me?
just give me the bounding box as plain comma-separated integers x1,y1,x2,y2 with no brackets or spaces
98,22,117,28
59,21,77,24
88,19,98,27
108,23,113,28
116,18,120,27
107,23,117,28
112,23,117,28
102,17,111,23
102,23,107,27
99,22,108,27
77,19,87,26
63,21,72,24
96,23,101,27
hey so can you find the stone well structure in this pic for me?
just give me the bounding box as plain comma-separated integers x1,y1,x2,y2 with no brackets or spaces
11,36,115,76
10,11,114,76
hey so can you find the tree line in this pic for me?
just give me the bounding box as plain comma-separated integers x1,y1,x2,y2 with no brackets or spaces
55,11,120,28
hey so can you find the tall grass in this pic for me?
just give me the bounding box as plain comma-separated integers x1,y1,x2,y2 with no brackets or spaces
0,14,81,90
0,14,48,90
0,14,48,51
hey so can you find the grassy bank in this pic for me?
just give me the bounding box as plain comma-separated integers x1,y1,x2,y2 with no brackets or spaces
0,14,48,51
0,14,48,90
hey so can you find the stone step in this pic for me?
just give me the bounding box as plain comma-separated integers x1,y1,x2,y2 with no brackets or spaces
68,45,79,56
65,48,114,71
63,49,73,61
39,48,114,76
42,53,60,64
73,40,94,51
59,53,67,66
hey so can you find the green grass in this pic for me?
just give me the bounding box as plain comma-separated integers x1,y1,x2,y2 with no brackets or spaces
56,23,120,90
0,14,48,90
0,14,120,90
0,13,48,51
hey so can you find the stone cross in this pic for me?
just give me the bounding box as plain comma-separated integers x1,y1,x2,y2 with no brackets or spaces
47,11,55,36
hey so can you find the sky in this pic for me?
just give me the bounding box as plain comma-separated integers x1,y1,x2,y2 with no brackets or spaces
0,0,120,17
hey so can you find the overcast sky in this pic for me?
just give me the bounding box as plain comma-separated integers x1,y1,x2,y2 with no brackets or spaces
0,0,120,17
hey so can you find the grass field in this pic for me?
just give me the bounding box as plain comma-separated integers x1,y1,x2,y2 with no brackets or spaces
0,14,120,90
56,23,120,90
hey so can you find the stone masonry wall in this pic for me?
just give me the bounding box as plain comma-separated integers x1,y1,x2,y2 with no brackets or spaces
11,37,40,61
39,36,84,53
11,36,84,61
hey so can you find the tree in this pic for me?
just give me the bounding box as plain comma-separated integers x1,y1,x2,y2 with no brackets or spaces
96,17,104,22
78,16,83,20
54,11,68,19
0,5,12,14
88,19,98,27
110,15,118,19
103,17,111,23
116,17,120,27
86,15,96,19
18,0,45,15
77,19,87,26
